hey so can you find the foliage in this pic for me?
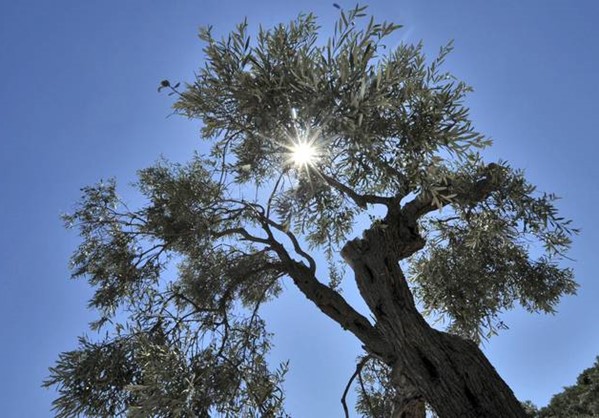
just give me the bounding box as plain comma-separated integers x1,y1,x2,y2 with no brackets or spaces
354,356,397,417
46,5,577,416
525,357,599,418
45,165,289,417
411,161,577,341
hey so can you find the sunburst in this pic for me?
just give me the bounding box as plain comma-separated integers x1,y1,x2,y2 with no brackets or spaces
278,109,328,175
289,137,319,168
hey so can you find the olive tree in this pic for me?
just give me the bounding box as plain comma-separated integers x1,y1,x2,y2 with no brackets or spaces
45,6,577,417
524,357,599,418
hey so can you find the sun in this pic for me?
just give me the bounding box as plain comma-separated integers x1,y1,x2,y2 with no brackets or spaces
290,139,318,167
282,127,323,171
278,110,325,172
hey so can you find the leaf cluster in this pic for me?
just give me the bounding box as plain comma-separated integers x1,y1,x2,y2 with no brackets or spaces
411,161,578,341
523,357,599,417
539,357,599,417
174,5,490,252
50,156,289,416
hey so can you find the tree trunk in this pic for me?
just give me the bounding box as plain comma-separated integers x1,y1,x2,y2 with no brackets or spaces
394,401,425,418
341,212,527,418
391,393,426,418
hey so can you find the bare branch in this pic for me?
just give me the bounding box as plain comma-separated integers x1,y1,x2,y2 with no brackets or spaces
262,217,317,273
341,355,372,418
318,170,392,209
266,171,286,219
212,227,271,245
268,237,389,357
358,360,377,418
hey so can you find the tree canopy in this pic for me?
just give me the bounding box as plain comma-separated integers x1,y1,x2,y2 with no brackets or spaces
45,6,577,417
524,357,599,417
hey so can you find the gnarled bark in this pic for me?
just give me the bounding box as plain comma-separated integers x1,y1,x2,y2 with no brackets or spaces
341,207,527,418
390,374,426,418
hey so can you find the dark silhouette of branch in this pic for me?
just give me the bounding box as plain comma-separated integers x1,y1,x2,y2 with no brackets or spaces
341,355,372,418
318,170,393,209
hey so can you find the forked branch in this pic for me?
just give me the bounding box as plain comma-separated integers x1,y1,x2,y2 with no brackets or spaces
341,355,373,418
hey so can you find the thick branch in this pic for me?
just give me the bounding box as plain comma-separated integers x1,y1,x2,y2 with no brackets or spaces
319,170,393,209
403,163,502,220
263,217,317,273
212,206,389,355
340,205,527,417
266,235,390,357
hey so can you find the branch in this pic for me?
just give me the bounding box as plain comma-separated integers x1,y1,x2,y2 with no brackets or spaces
358,360,377,418
262,217,317,273
266,171,286,219
268,238,389,357
212,227,271,245
212,201,390,357
318,171,392,209
342,355,372,418
403,163,502,220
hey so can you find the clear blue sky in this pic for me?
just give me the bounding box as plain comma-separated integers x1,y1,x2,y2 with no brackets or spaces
1,1,598,416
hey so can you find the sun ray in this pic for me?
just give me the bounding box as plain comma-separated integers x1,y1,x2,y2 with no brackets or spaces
279,125,324,174
290,139,318,167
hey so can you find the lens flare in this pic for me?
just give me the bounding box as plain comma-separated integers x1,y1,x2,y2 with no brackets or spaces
290,139,318,167
279,109,325,173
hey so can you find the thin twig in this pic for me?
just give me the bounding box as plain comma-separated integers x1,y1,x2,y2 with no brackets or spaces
358,358,377,418
341,355,372,418
266,170,286,219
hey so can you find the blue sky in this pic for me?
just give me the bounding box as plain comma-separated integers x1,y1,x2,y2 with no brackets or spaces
1,0,598,416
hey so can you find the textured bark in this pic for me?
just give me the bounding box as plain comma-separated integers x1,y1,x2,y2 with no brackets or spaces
393,399,426,418
265,165,527,416
340,207,528,418
390,383,426,418
268,240,390,358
